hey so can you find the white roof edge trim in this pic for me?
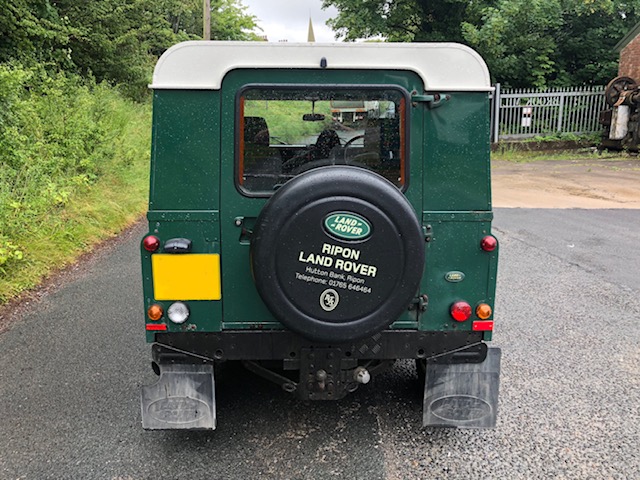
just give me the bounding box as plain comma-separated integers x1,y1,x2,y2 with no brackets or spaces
150,41,492,92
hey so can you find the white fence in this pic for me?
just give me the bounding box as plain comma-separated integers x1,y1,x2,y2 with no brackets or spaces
490,84,606,142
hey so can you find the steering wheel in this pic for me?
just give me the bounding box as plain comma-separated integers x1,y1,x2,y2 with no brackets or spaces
343,135,365,161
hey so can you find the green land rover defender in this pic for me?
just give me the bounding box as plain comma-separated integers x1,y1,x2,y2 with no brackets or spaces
140,41,501,430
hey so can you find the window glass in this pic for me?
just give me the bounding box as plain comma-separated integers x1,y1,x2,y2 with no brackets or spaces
238,87,407,193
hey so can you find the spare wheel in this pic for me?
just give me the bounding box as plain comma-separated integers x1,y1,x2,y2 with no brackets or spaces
250,166,424,343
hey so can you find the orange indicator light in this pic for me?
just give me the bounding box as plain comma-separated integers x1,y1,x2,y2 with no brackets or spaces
147,304,163,321
476,303,492,319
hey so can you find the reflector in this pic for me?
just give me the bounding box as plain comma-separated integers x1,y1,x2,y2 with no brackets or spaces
472,321,494,331
146,324,168,331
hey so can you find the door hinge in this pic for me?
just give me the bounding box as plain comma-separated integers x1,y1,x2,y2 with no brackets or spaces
409,294,429,312
411,93,450,109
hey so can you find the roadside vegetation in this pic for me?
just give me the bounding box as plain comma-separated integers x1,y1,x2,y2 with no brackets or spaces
0,65,150,302
492,146,634,163
0,0,257,304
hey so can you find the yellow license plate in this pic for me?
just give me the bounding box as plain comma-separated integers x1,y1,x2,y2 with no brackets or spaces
152,254,221,300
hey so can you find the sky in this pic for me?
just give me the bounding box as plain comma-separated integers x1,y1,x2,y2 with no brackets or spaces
239,0,340,43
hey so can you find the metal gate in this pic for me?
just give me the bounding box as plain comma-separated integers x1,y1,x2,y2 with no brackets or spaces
490,84,605,142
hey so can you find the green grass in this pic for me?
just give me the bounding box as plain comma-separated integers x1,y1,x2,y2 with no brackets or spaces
521,132,601,144
492,146,633,163
245,100,333,144
0,65,150,304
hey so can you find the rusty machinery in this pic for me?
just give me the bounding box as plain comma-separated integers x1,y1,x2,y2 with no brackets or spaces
600,76,640,150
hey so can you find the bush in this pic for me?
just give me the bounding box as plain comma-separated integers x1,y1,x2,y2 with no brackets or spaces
0,235,24,274
0,64,150,300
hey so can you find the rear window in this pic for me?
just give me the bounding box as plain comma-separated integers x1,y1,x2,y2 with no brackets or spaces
237,86,408,194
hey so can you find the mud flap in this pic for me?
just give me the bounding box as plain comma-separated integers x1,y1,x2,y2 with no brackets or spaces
423,348,501,428
141,363,216,430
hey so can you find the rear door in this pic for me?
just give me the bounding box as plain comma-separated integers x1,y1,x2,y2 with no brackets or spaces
219,68,424,329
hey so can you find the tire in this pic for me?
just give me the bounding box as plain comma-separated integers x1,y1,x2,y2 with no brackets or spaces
250,166,424,343
605,76,637,107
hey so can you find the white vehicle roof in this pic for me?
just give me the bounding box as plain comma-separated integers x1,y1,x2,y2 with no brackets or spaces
151,41,492,92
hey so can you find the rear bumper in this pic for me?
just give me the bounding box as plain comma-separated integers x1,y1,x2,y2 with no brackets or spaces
151,330,488,364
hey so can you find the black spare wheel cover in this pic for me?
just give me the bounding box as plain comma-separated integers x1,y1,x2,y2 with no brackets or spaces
250,166,425,343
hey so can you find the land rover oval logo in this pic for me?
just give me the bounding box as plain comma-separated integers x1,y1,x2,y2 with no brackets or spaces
445,271,465,283
324,212,372,240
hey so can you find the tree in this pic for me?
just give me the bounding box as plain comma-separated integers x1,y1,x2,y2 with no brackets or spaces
0,0,76,68
0,0,258,99
164,0,258,41
461,0,563,88
210,0,259,41
323,0,482,42
553,2,637,86
461,0,640,87
322,0,640,87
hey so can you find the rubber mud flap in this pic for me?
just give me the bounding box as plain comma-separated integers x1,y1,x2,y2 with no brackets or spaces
423,348,501,428
251,166,424,343
140,363,216,430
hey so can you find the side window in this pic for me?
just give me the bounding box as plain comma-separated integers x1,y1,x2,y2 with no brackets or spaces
237,86,407,194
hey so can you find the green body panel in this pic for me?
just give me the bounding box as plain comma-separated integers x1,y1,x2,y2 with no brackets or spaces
149,91,220,211
422,93,492,211
141,211,222,342
142,67,496,340
420,212,498,337
418,92,495,336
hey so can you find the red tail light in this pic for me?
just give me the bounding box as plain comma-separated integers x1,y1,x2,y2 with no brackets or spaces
450,301,472,322
143,235,160,252
481,235,497,252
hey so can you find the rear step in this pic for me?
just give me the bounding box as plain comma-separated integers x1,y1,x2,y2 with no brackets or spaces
141,363,216,430
423,348,501,428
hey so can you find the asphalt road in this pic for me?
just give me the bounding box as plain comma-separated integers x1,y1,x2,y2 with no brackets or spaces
1,208,639,480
